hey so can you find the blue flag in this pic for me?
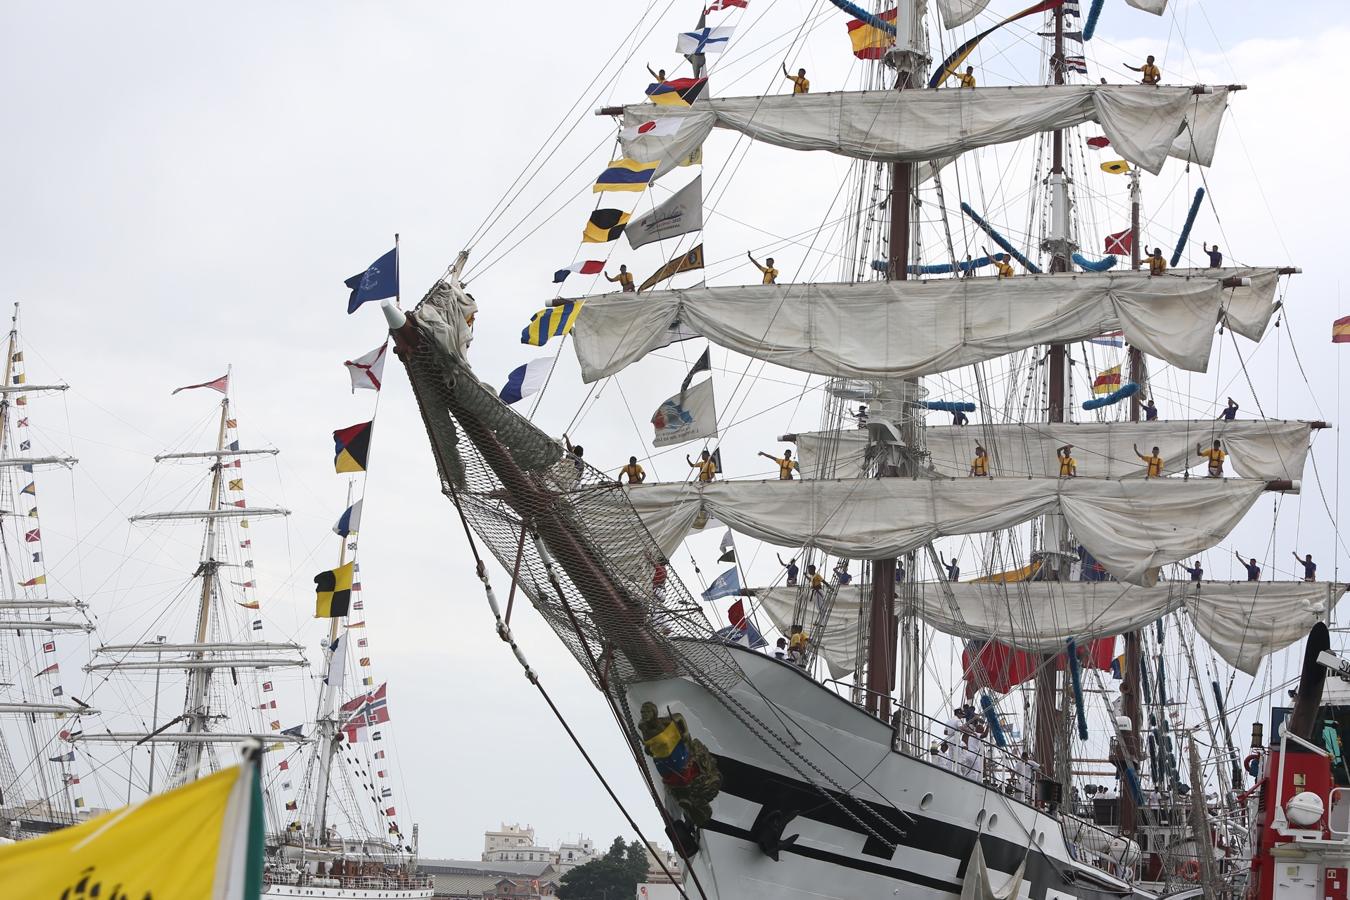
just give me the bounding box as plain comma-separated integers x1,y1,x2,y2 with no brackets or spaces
333,500,363,537
345,247,399,314
701,566,740,602
499,358,551,405
714,621,767,649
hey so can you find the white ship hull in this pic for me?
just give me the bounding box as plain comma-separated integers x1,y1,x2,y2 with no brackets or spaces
264,883,432,899
627,644,1155,899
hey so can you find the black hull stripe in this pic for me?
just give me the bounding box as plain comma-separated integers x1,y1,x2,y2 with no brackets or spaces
709,753,1139,900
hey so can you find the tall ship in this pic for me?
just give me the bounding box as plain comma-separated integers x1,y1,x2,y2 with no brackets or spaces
0,304,94,841
71,373,430,898
371,1,1331,898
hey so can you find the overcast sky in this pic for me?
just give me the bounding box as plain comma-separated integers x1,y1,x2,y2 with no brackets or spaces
4,0,1349,859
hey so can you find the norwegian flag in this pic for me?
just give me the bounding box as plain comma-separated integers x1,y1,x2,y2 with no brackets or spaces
705,0,747,10
339,683,391,742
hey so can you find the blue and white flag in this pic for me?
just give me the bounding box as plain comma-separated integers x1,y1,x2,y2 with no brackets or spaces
333,500,363,536
714,620,767,649
701,566,740,602
676,26,734,55
344,247,399,314
499,358,551,405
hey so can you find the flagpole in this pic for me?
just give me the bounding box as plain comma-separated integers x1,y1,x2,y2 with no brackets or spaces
394,233,401,310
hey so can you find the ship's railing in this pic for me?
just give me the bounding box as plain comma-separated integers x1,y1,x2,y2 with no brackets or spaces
263,869,434,890
822,679,1038,801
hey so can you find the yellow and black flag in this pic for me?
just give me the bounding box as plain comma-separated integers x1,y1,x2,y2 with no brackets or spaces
639,244,705,293
333,421,373,473
583,209,631,243
315,560,355,618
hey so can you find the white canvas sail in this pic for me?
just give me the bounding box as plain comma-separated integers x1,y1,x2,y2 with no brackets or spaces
754,580,1339,677
793,420,1314,484
936,0,991,28
623,477,1266,586
620,86,1231,179
1171,266,1284,341
571,273,1222,383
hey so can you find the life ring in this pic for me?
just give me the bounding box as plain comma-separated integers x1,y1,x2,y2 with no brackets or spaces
1244,752,1261,778
1178,859,1201,881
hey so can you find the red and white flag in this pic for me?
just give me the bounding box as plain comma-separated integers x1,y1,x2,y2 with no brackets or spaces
42,641,55,653
619,119,685,142
705,0,748,11
1086,135,1110,149
344,342,388,392
1104,230,1132,255
171,373,229,395
552,260,604,284
37,662,59,676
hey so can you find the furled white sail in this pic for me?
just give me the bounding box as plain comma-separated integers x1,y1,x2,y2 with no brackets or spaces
623,477,1266,586
754,580,1338,677
620,86,1230,179
571,273,1221,383
936,0,991,29
1170,267,1283,341
1125,0,1168,14
793,420,1314,485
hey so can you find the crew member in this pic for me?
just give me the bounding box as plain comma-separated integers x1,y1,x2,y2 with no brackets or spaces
605,264,635,293
687,448,717,483
1197,440,1226,477
1134,444,1164,478
1147,247,1167,276
1143,398,1159,421
939,552,960,582
1180,560,1203,582
782,63,810,94
854,404,869,429
1234,552,1261,581
563,434,585,477
758,448,799,480
1125,55,1161,85
833,560,852,585
777,554,799,586
646,64,666,82
956,65,976,88
618,455,646,484
986,248,1014,278
747,251,778,284
1219,397,1239,421
1057,444,1077,477
970,445,989,477
952,408,969,426
1204,243,1223,268
1292,552,1317,582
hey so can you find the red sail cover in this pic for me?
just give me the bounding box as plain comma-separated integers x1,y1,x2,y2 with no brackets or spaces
963,637,1116,697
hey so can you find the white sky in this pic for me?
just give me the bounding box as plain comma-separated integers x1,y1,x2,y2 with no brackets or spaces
3,0,1349,858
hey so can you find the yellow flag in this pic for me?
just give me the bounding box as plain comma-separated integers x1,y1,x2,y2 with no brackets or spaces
0,761,262,898
228,478,244,491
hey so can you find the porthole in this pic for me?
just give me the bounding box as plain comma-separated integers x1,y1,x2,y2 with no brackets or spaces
920,792,934,810
975,808,986,828
987,813,998,828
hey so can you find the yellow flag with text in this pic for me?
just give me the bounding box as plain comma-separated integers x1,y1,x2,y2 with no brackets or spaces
0,760,263,898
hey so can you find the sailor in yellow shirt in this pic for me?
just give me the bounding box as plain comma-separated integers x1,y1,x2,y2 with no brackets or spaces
605,265,635,293
1196,440,1226,477
747,251,778,284
1134,444,1164,478
984,247,1014,278
955,65,976,88
969,444,989,477
1057,444,1077,477
1125,55,1161,85
758,448,799,480
1146,247,1167,276
618,455,646,484
687,448,718,483
782,63,810,94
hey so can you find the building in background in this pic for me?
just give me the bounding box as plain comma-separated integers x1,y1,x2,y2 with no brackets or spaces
480,824,598,873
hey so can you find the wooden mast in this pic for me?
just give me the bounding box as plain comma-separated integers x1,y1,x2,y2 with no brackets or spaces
865,16,917,722
1119,168,1146,839
1033,1,1069,802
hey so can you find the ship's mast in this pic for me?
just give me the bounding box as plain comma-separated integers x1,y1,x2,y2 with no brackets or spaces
310,481,355,843
180,388,232,778
865,1,928,722
1033,1,1071,798
1118,169,1145,838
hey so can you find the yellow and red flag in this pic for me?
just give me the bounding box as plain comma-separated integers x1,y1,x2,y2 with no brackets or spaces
1092,364,1121,395
1333,315,1350,344
846,7,897,59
